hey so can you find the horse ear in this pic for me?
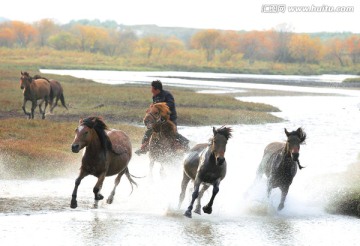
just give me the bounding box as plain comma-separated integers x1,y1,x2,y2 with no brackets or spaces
297,127,307,143
79,118,83,124
21,71,23,75
284,128,290,137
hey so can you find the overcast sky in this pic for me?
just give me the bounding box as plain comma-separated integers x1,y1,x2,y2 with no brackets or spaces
2,0,359,33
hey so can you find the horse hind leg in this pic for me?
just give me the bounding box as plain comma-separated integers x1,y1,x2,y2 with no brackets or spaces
50,97,59,113
194,184,210,215
107,169,126,204
178,172,191,209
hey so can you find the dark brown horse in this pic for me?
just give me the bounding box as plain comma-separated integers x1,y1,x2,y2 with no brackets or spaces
255,127,306,210
178,126,232,218
33,75,67,113
143,102,189,176
20,71,51,119
70,116,137,209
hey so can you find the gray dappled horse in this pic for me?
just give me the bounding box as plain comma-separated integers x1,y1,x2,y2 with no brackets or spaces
178,126,232,218
256,127,306,210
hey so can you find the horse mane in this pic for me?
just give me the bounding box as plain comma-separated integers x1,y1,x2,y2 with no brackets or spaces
152,102,171,120
33,74,51,83
214,126,233,140
81,116,112,155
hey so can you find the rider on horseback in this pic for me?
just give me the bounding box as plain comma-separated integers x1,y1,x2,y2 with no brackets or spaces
135,80,189,155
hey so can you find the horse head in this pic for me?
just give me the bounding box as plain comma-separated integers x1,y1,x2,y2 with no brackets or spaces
20,71,32,89
284,127,306,165
143,103,170,130
71,117,110,154
211,126,232,166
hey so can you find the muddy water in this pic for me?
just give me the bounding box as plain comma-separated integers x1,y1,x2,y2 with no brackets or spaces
1,71,360,245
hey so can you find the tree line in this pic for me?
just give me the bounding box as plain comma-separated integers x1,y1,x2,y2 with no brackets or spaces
0,19,359,66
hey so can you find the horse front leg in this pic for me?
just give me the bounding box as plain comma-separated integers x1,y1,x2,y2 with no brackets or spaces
70,170,88,209
107,169,126,204
93,173,106,208
278,186,289,211
194,184,210,215
184,179,201,218
42,98,49,119
203,180,220,214
22,98,31,119
31,100,37,119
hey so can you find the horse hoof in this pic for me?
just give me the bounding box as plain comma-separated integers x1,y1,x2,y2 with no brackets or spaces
184,210,192,218
97,194,104,200
107,198,113,204
202,205,212,214
194,205,202,215
70,200,77,209
278,204,284,211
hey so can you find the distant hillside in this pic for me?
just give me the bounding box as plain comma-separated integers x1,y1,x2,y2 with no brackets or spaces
0,17,9,23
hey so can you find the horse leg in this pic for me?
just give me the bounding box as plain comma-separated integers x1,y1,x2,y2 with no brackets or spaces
194,184,210,215
38,99,44,115
278,186,289,211
22,98,31,118
42,98,49,119
31,100,37,119
149,159,155,180
184,179,201,218
178,171,191,209
203,180,220,214
50,96,59,113
70,170,88,209
107,169,126,204
93,173,106,208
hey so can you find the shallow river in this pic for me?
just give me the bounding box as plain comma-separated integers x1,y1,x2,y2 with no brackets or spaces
1,71,360,245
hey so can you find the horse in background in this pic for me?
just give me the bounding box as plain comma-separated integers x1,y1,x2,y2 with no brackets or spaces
178,126,232,218
70,116,137,209
20,71,51,119
255,127,306,210
143,102,189,176
33,74,68,113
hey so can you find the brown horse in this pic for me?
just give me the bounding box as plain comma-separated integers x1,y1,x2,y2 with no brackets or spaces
143,103,189,176
70,116,137,209
255,127,306,210
20,71,51,119
33,75,68,113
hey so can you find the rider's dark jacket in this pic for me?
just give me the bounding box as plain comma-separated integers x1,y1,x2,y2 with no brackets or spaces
152,89,177,124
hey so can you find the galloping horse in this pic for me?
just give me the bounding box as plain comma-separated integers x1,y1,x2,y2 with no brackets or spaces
33,75,68,113
70,116,137,209
143,102,189,176
20,71,51,119
178,126,232,218
256,127,306,210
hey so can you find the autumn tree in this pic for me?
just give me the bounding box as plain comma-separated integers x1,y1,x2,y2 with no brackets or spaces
10,21,37,47
273,23,293,62
346,35,360,64
239,31,276,64
34,19,58,47
191,29,221,62
71,25,109,52
288,34,323,63
217,31,242,62
0,22,16,47
325,38,347,66
48,31,79,50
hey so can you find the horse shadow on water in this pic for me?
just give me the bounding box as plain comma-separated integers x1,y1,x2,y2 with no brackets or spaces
178,126,233,218
70,117,138,209
246,127,307,212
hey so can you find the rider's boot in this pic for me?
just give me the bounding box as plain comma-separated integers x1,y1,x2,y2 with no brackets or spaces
135,141,149,155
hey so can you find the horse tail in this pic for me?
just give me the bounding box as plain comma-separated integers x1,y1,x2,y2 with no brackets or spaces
60,93,68,110
125,167,140,194
49,86,55,104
